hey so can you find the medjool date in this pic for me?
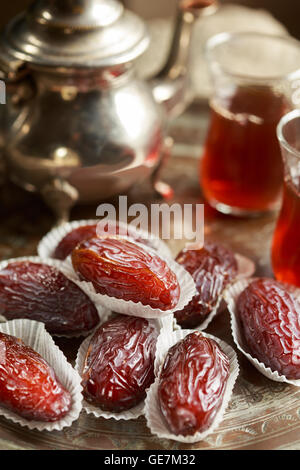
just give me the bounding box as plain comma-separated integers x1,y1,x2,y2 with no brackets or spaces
82,315,158,412
174,243,238,327
72,237,180,310
158,332,230,436
54,224,98,260
0,261,99,335
237,278,300,379
0,332,71,422
53,222,161,260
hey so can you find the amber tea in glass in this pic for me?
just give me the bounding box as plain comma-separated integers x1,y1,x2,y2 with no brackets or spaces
272,110,300,287
200,32,300,216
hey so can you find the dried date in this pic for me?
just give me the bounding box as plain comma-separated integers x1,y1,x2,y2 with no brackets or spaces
54,225,98,260
158,332,230,436
0,332,71,422
72,237,180,310
82,315,158,412
54,222,160,260
174,242,238,327
237,278,300,379
0,261,100,335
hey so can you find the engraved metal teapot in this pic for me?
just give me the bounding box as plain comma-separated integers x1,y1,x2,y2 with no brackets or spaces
0,0,217,221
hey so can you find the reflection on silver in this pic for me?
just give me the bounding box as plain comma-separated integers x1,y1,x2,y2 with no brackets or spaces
0,0,218,220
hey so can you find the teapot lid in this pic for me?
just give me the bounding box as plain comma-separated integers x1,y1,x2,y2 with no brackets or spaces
0,0,149,69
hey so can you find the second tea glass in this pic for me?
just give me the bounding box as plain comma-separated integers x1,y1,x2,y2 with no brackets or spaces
200,32,300,216
272,109,300,287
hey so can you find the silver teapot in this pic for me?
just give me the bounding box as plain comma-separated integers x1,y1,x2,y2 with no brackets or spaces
0,0,217,221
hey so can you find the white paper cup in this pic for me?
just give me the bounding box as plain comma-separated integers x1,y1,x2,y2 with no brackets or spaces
145,328,239,443
0,319,83,431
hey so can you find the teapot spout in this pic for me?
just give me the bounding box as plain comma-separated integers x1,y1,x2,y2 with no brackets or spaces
150,0,218,118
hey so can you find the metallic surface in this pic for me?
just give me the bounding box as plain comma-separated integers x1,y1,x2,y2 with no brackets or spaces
0,0,149,69
0,101,299,450
0,0,218,219
4,67,164,203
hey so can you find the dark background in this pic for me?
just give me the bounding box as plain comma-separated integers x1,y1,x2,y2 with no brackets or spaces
1,1,300,40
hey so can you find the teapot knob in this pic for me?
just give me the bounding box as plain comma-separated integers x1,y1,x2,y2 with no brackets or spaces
29,0,123,29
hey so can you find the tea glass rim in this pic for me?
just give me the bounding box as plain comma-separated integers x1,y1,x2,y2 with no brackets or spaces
205,31,300,83
277,109,300,161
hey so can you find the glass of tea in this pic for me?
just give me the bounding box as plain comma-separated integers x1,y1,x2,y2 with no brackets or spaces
272,109,300,287
200,32,300,216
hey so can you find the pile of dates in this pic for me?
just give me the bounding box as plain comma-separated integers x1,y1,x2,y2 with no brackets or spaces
0,219,298,441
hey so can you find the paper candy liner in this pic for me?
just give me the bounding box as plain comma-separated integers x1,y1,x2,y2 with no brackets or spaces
224,278,300,386
75,313,174,420
194,252,256,332
145,328,239,443
37,219,172,267
0,319,83,431
0,256,110,338
62,238,196,320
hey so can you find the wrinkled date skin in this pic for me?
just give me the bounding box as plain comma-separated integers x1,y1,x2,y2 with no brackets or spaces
158,333,230,436
237,278,300,379
0,333,71,421
54,225,98,260
174,243,238,328
72,237,180,310
54,223,159,260
82,315,158,412
0,262,99,335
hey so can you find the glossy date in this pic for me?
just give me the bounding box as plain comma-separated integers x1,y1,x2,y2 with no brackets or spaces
174,242,238,327
0,332,71,422
158,332,230,436
0,261,100,335
82,315,158,412
72,237,180,310
53,222,161,260
237,278,300,379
